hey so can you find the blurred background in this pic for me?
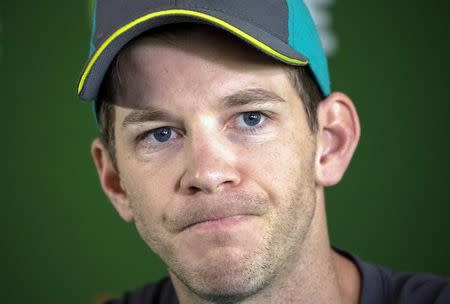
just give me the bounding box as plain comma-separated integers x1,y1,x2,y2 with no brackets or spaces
1,0,449,303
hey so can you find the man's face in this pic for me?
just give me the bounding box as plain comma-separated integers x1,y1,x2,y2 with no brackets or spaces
112,29,319,299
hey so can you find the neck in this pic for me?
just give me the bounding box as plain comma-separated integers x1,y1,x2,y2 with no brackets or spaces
172,189,360,304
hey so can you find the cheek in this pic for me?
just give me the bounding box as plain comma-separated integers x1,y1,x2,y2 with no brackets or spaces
117,137,183,206
238,132,315,202
122,168,173,254
119,158,180,235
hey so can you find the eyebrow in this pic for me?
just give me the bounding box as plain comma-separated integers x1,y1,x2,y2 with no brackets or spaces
221,88,286,108
122,108,179,129
121,88,285,129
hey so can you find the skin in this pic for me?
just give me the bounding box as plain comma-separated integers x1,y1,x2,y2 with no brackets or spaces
92,28,361,304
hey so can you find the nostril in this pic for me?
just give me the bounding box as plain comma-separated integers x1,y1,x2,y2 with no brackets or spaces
187,185,203,195
178,168,241,195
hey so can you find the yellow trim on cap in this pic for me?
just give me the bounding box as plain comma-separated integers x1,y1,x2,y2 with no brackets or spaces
78,9,308,95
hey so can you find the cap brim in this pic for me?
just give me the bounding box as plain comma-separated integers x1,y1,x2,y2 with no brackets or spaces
77,8,309,101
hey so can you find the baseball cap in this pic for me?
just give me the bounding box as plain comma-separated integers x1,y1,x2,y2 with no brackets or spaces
77,0,331,119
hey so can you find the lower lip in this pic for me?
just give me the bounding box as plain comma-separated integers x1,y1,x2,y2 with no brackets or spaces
186,215,251,232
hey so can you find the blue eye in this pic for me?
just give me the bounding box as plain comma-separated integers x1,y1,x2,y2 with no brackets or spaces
136,127,180,151
152,127,172,142
242,112,262,126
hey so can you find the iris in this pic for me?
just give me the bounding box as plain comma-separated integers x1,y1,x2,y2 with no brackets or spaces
243,112,262,127
153,127,172,142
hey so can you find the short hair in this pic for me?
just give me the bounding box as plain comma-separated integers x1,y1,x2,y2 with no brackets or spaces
97,25,324,170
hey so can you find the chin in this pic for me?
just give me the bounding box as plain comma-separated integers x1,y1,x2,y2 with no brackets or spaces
171,247,273,301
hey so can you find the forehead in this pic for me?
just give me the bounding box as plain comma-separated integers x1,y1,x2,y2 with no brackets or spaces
110,26,298,113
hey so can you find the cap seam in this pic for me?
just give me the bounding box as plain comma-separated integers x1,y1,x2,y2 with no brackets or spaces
184,5,286,42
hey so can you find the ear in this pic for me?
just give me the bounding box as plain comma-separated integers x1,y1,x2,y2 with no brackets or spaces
91,138,134,222
314,92,361,186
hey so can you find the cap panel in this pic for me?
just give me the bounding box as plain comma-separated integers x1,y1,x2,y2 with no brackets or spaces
181,0,289,43
286,0,331,96
189,8,307,63
94,0,174,50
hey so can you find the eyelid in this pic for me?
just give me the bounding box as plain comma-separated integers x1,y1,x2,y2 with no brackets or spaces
135,126,182,145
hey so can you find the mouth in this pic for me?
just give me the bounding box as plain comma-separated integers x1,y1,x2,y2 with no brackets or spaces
169,192,268,233
183,214,253,233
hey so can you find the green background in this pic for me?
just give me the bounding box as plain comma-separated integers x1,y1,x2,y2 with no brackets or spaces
2,0,449,303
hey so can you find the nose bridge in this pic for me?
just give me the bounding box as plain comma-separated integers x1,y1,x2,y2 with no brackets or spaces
180,118,240,194
193,133,233,170
189,115,232,164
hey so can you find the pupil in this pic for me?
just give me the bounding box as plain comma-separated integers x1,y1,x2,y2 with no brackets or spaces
153,128,171,142
244,112,261,126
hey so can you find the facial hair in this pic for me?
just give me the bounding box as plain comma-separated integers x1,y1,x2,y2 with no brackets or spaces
129,158,317,303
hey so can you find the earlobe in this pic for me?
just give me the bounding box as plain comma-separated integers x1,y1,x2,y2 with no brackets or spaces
314,92,361,186
91,138,134,222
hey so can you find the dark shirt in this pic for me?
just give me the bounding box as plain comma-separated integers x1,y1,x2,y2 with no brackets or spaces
107,249,450,304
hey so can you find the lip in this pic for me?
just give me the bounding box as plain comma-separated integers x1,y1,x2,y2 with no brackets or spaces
168,193,268,233
184,215,252,232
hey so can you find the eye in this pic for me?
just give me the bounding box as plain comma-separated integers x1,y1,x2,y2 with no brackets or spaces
138,127,179,147
237,112,265,128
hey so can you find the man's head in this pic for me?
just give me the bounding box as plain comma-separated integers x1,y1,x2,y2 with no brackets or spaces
89,25,360,301
80,1,360,301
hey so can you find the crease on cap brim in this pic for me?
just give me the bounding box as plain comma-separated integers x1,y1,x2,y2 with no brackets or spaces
77,8,309,100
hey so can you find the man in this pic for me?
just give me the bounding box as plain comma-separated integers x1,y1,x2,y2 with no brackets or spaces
78,1,449,303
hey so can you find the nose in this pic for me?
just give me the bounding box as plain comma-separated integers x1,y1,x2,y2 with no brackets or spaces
179,132,241,195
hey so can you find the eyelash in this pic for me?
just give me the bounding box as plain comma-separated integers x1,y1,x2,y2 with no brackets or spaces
135,111,271,145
